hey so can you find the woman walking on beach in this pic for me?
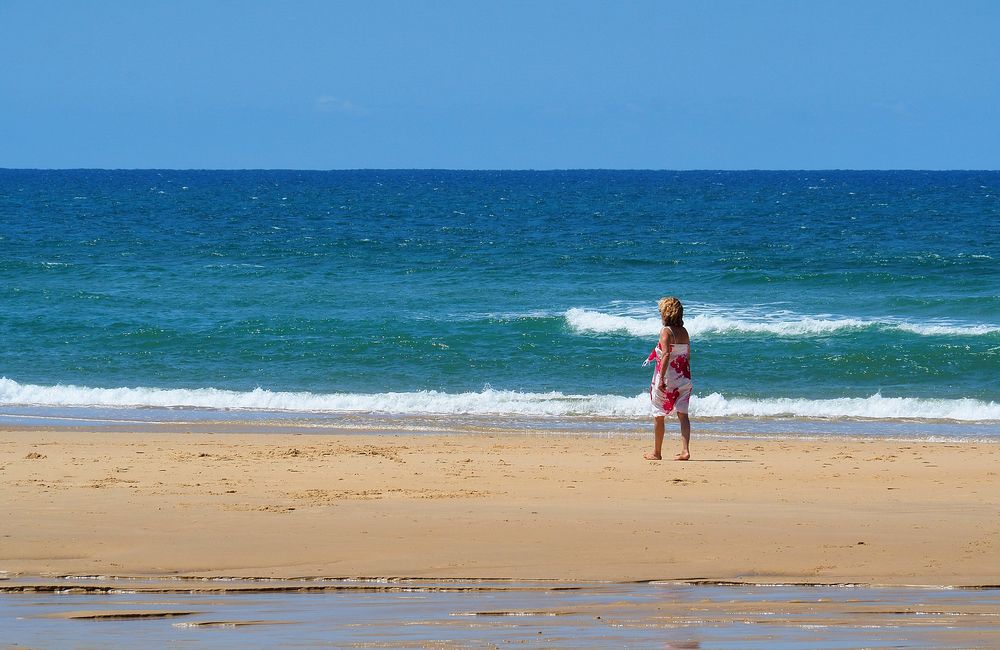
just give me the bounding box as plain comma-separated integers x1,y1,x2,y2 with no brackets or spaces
644,297,693,461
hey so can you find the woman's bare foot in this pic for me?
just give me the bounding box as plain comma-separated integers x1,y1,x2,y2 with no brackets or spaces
643,452,662,461
674,451,690,461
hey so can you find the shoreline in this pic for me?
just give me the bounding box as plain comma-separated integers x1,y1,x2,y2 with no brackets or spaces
2,409,998,442
4,576,1000,592
6,577,998,648
2,426,999,586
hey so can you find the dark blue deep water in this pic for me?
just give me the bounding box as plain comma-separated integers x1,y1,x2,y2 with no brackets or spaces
1,170,997,427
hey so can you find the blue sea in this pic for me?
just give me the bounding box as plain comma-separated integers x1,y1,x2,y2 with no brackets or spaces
1,169,997,437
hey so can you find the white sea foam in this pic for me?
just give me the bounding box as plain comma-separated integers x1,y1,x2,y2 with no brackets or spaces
0,378,641,417
564,308,1000,338
564,309,661,336
894,322,1000,336
691,392,1000,421
1,378,997,422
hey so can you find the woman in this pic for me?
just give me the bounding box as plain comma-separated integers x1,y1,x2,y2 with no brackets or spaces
644,296,693,461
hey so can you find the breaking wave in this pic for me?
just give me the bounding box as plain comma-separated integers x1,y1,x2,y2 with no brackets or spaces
1,378,997,422
564,308,1000,338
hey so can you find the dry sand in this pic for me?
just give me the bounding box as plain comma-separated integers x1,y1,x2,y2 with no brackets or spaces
1,427,998,586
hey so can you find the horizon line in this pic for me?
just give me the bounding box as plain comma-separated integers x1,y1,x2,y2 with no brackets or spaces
2,167,1000,173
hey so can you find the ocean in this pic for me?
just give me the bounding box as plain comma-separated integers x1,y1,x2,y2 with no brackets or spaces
1,169,997,437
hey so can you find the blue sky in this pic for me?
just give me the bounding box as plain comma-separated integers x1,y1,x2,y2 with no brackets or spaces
2,0,998,169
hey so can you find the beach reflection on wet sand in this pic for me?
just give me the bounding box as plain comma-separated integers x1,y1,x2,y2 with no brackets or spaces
2,577,999,648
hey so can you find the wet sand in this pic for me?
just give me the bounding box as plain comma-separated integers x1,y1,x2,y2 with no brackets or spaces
3,577,999,648
1,427,998,586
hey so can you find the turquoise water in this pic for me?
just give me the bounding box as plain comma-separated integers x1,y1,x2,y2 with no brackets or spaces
1,170,998,429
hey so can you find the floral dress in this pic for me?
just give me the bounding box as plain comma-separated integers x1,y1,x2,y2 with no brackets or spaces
646,342,692,415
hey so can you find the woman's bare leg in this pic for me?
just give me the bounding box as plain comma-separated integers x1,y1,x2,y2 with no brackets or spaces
644,416,665,460
675,412,691,460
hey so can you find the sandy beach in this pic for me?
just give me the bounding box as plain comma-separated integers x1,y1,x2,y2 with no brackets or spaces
1,427,998,586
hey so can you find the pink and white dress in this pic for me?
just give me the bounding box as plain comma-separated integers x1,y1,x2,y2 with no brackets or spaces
646,341,692,416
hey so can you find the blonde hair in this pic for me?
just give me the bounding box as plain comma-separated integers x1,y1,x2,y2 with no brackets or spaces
658,296,684,327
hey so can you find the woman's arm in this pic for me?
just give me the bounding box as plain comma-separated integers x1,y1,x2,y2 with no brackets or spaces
657,327,671,389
